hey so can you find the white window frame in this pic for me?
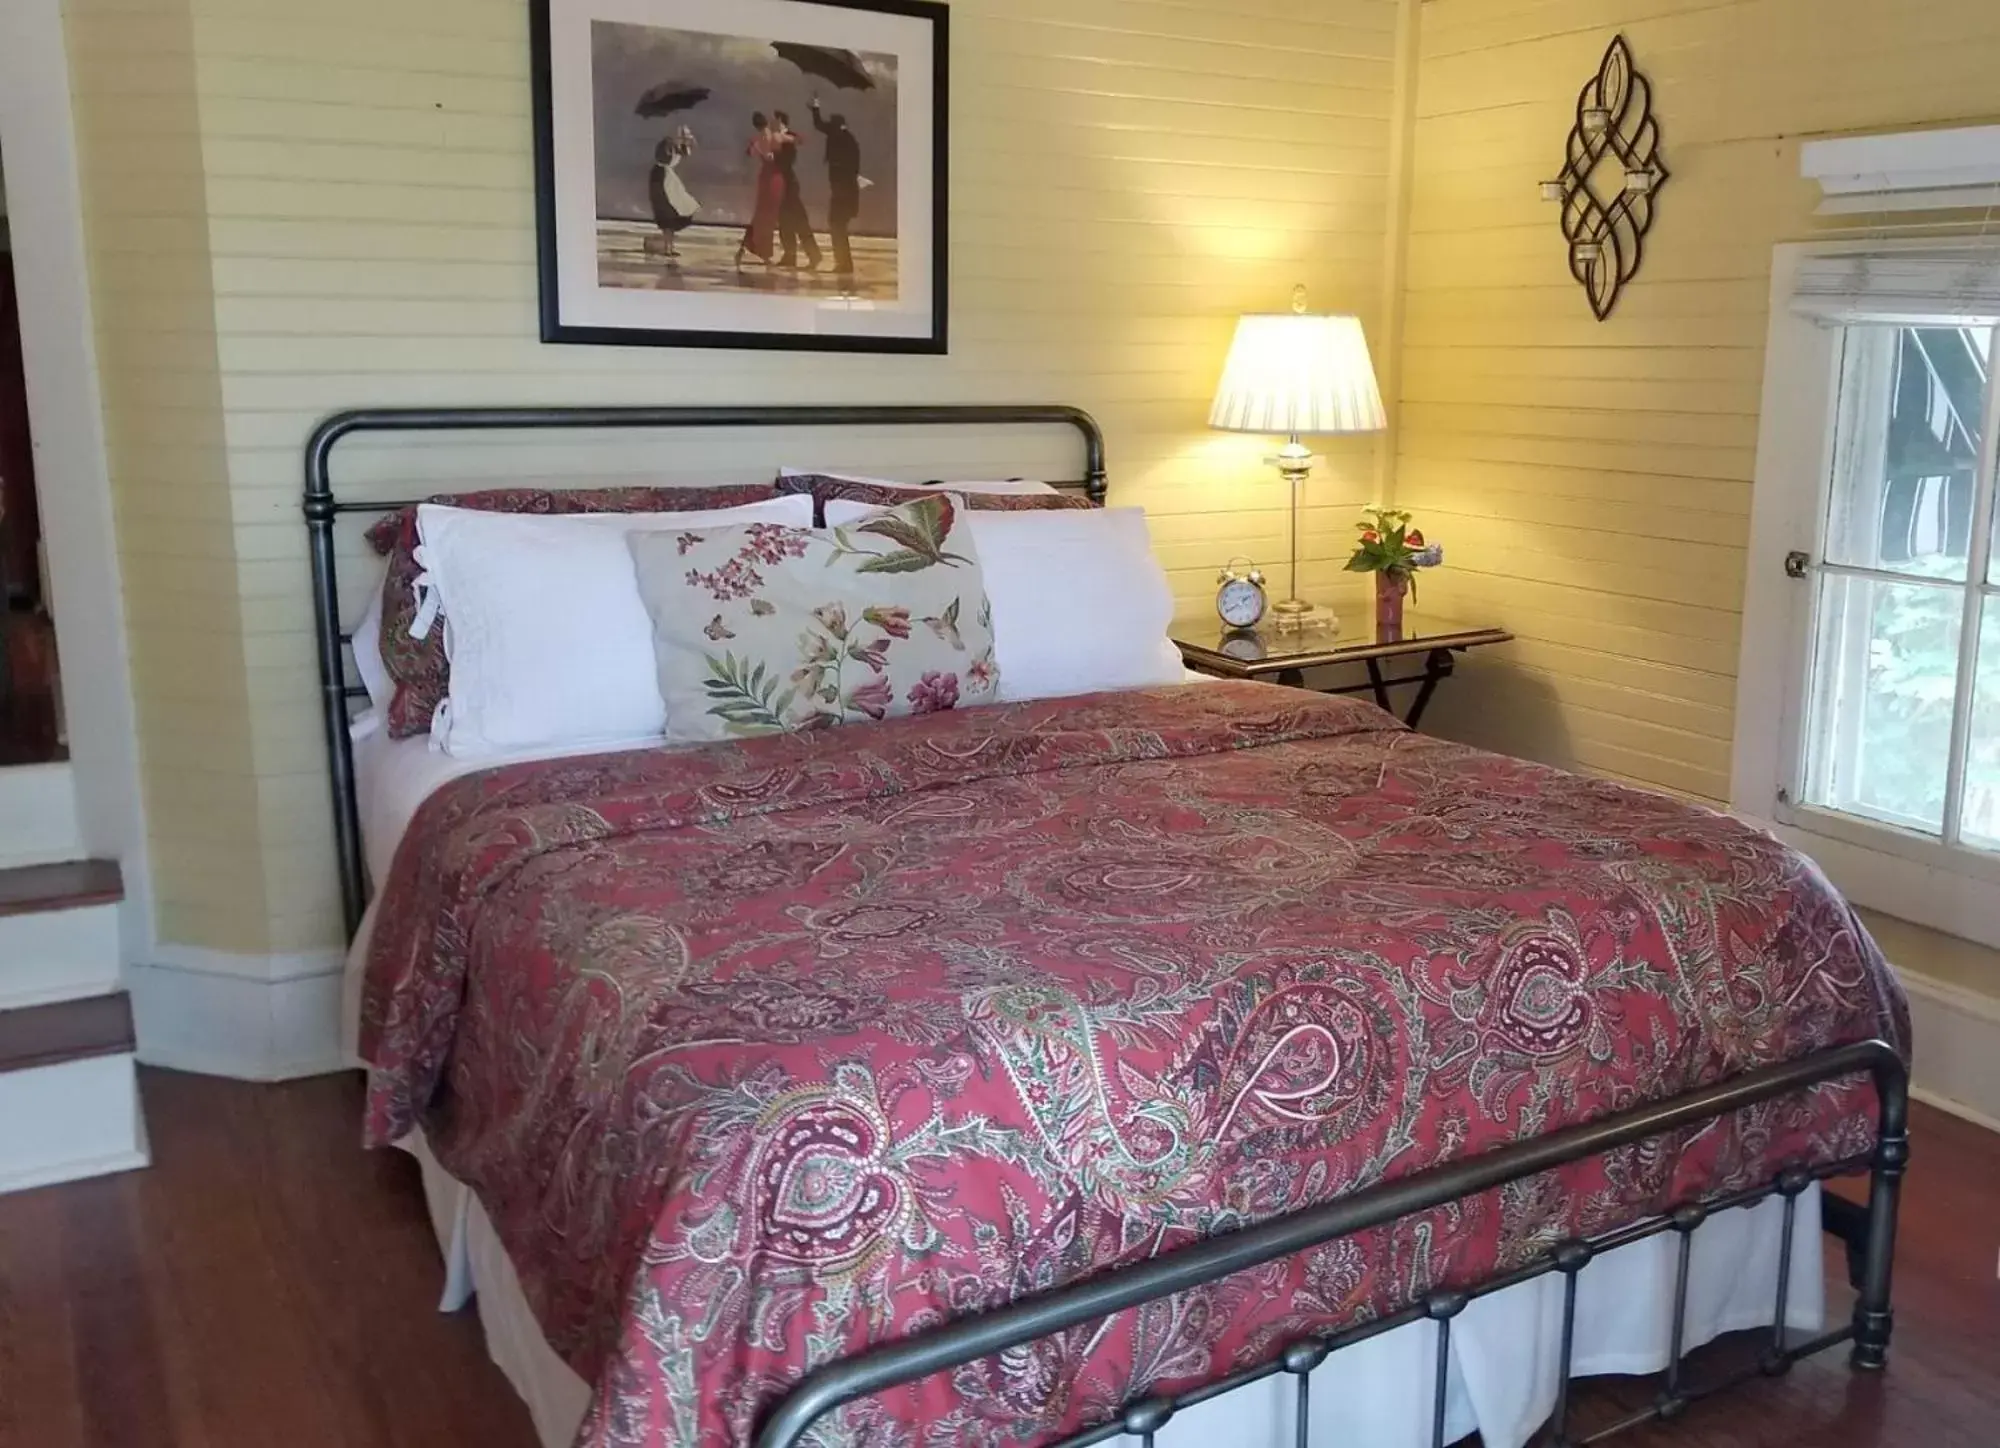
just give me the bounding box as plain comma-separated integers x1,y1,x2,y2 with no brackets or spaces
1735,241,2000,953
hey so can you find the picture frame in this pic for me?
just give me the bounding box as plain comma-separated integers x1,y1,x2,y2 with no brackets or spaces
530,0,948,353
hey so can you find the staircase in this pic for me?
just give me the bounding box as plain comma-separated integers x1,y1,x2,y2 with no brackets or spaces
0,768,147,1194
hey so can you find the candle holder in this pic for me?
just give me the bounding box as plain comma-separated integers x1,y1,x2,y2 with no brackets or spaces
1535,35,1668,321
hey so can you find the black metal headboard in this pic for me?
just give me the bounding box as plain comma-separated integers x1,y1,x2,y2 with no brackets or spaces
304,403,1109,937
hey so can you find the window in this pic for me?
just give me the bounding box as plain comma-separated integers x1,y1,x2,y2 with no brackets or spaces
1799,323,1999,847
1738,243,2000,950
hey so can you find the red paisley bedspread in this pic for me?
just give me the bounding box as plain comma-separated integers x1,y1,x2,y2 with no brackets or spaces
359,682,1908,1448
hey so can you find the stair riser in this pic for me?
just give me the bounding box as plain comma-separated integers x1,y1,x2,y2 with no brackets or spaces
0,763,85,869
0,902,121,1010
0,1052,148,1195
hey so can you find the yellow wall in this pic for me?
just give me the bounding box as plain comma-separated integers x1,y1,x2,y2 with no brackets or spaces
68,0,273,953
1394,0,2000,805
56,0,2000,1002
66,0,1405,953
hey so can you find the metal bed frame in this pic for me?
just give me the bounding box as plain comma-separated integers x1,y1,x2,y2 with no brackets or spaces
304,404,1904,1448
304,404,1106,935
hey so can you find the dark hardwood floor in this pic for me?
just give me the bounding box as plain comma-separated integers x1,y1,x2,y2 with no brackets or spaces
0,1069,1992,1448
0,1069,538,1448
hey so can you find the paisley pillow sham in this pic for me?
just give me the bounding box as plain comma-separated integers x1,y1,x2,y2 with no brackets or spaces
774,471,1093,526
364,483,778,738
627,494,999,743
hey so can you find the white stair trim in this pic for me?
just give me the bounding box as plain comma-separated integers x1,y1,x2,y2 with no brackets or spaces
0,764,85,869
0,1052,149,1195
0,900,122,1010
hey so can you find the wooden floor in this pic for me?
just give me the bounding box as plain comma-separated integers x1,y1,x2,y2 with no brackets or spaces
0,1069,1993,1448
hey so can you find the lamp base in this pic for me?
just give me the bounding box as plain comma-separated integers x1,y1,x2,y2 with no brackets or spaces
1269,598,1337,635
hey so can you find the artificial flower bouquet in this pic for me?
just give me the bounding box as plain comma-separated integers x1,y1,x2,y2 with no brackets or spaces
1345,506,1444,597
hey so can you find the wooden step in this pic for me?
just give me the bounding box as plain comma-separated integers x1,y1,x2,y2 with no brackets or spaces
0,1005,147,1192
0,991,135,1076
0,859,122,918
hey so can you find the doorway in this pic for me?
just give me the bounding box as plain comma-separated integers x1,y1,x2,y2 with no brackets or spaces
0,144,65,766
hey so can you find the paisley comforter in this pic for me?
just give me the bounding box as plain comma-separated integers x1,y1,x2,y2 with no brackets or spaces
359,682,1907,1448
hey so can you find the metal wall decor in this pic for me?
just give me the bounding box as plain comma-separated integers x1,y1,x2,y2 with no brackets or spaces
1539,35,1668,320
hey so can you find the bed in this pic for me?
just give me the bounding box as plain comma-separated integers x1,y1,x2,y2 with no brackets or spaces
310,405,1911,1448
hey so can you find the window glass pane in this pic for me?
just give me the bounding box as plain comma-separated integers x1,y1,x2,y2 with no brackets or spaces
1825,325,1991,583
1964,597,2000,850
1802,573,1963,834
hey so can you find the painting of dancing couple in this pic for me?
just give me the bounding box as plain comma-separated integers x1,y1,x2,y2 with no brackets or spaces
534,0,946,352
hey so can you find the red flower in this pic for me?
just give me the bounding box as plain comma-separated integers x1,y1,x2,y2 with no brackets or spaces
847,638,891,674
906,671,960,714
1406,529,1425,547
1360,529,1380,544
739,523,810,566
847,675,893,720
863,606,912,639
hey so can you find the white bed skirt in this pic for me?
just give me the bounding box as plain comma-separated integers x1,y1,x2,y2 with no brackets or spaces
398,1134,1825,1448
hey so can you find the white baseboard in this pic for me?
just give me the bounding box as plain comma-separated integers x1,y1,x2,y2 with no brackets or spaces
1896,967,2000,1131
0,1053,150,1195
129,947,348,1082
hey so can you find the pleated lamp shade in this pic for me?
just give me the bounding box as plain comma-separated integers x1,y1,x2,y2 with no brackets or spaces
1207,313,1387,437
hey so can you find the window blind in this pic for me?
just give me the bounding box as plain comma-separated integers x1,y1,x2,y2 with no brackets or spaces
1791,249,2000,326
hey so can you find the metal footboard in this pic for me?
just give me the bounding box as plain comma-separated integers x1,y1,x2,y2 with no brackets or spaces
755,1038,1909,1448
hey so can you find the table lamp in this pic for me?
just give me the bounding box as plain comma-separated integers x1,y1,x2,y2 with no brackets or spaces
1208,288,1387,630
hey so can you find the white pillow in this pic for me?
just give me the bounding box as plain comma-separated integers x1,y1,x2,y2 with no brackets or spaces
780,467,1057,496
352,576,391,710
826,500,1183,703
348,576,391,740
417,495,813,757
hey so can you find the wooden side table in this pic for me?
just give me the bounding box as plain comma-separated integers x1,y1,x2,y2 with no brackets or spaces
1174,614,1512,727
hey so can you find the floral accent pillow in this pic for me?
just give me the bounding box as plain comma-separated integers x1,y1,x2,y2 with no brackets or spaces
627,495,999,742
774,472,1094,526
364,483,778,738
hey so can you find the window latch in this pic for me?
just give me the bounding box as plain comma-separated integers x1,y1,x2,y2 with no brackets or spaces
1783,550,1812,580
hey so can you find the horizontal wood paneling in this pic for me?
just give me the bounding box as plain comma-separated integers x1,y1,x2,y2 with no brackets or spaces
66,0,1402,951
1393,0,2000,803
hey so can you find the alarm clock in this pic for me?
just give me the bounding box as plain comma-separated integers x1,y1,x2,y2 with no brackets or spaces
1216,558,1268,629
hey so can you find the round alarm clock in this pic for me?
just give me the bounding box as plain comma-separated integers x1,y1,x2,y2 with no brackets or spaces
1216,557,1268,629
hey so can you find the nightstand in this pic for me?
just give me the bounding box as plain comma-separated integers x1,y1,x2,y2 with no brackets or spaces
1174,614,1511,727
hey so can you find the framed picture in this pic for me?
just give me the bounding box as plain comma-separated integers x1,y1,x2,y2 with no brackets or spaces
531,0,948,353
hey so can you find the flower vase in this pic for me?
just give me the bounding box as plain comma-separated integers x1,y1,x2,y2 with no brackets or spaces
1374,570,1409,641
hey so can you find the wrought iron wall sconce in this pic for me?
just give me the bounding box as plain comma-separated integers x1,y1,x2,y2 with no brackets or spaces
1539,36,1668,320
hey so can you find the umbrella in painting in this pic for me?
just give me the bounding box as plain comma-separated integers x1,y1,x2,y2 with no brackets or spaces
769,42,875,91
634,81,710,117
